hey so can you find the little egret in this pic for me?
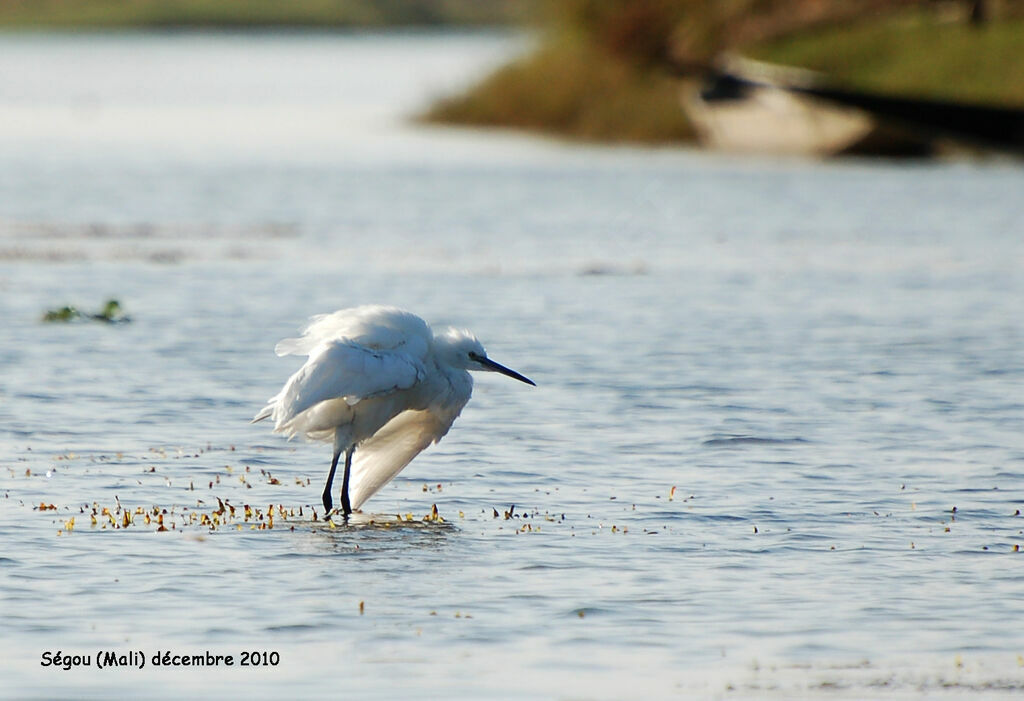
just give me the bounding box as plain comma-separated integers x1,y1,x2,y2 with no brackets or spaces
253,305,535,518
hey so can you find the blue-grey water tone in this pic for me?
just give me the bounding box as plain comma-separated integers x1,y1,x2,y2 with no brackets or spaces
2,31,1024,700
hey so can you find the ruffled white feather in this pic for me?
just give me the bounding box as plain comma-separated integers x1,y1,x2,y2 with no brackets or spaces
254,305,475,510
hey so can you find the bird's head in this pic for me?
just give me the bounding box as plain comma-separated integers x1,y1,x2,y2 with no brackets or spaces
435,328,536,386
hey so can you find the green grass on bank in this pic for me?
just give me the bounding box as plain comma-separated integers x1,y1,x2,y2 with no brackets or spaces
422,34,693,143
0,0,523,28
751,11,1024,106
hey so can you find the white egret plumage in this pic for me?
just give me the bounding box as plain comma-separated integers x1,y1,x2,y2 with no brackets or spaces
253,305,535,518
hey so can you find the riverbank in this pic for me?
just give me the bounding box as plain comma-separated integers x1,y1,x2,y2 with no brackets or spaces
424,3,1024,144
423,33,694,143
0,0,523,28
751,11,1024,106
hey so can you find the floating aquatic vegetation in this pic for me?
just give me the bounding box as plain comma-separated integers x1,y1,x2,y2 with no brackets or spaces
42,299,130,324
41,305,80,322
38,496,455,536
93,299,130,323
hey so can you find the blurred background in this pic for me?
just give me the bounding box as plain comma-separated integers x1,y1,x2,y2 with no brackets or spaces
3,0,1023,155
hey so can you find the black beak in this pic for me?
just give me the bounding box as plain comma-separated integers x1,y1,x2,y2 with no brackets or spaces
479,356,536,386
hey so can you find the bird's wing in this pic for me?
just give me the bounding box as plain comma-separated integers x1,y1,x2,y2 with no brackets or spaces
347,404,463,511
274,306,431,357
261,340,426,435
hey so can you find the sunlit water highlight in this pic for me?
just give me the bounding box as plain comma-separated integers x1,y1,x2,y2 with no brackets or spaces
1,31,1024,700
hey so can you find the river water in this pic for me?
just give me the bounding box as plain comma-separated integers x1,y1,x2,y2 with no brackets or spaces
2,31,1024,700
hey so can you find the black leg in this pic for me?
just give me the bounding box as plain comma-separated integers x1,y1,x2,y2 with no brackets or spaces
322,449,341,515
340,448,354,519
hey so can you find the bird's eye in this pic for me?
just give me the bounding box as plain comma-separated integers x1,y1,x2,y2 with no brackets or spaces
468,351,483,361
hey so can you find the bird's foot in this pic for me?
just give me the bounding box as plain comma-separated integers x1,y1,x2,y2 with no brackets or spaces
320,507,354,524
